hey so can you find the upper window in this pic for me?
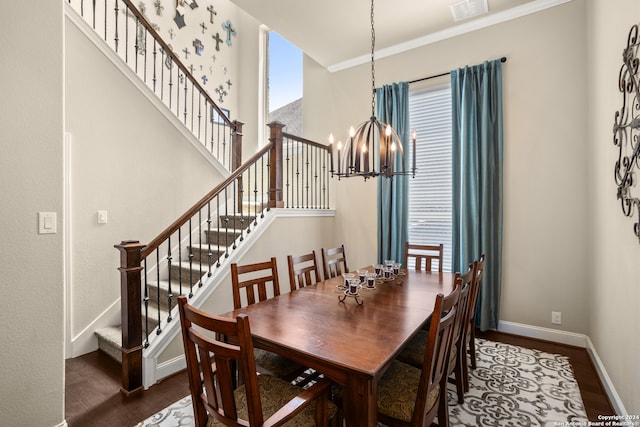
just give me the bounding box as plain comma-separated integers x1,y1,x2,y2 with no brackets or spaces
408,84,452,272
267,31,303,135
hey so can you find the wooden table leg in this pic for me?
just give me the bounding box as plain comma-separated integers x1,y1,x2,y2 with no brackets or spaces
344,375,377,427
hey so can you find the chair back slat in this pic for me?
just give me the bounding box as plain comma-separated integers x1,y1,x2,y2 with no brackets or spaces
230,257,280,309
466,254,485,334
321,245,349,280
405,242,444,272
178,296,264,426
288,251,321,291
413,283,460,424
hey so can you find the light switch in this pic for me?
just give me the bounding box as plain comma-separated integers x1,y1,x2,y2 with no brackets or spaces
38,212,57,234
97,210,108,224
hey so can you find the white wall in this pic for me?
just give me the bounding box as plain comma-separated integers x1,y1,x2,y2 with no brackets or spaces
306,1,590,334
587,0,640,415
65,16,226,353
0,2,66,426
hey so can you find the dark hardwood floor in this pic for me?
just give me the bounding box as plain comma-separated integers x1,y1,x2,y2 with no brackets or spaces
65,332,615,426
65,351,189,427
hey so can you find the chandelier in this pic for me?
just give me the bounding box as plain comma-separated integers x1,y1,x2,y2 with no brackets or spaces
328,0,416,180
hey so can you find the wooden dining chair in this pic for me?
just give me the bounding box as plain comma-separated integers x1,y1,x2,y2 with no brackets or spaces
287,250,321,291
465,254,485,385
405,242,444,272
396,263,473,405
177,296,338,427
230,258,305,381
376,284,461,427
321,245,349,280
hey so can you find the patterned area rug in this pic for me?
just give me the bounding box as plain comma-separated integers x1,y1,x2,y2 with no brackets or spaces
134,339,587,427
448,339,587,426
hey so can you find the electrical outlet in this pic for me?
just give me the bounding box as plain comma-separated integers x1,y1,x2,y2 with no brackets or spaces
551,311,562,325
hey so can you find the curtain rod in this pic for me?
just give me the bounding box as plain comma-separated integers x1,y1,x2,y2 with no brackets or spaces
408,57,507,85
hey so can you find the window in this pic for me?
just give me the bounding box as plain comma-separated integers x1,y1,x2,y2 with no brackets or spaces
267,31,303,135
408,84,452,271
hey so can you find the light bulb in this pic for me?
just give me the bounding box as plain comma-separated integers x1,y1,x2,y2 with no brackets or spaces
329,133,334,144
337,140,343,150
349,126,355,138
385,125,392,137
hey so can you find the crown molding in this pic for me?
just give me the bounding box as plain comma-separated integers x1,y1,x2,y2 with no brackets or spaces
327,0,572,72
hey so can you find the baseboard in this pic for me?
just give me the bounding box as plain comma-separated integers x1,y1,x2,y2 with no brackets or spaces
497,320,588,347
585,336,628,415
157,355,187,384
53,421,68,427
498,320,626,416
68,298,121,358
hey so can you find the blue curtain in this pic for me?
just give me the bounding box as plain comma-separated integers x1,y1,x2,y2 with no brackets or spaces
376,82,410,265
451,60,503,331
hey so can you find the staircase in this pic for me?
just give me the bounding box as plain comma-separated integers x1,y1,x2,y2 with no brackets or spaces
65,0,331,394
95,210,254,363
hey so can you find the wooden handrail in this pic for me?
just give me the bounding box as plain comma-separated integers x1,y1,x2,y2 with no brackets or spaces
141,140,274,258
282,132,330,151
119,0,233,128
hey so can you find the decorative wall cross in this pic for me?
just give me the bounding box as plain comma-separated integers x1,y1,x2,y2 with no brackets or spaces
211,32,223,51
226,79,232,90
200,22,207,34
222,20,237,46
154,0,164,15
207,5,217,23
201,75,208,85
192,38,204,55
189,0,198,9
182,47,190,59
215,84,228,103
188,64,195,74
168,28,175,39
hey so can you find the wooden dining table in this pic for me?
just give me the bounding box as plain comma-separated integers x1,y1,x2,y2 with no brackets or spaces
219,267,455,427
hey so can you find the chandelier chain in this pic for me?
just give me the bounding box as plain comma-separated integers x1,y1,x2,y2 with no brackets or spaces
370,0,376,117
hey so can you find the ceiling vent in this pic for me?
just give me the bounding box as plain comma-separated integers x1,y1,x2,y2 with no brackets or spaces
450,0,489,22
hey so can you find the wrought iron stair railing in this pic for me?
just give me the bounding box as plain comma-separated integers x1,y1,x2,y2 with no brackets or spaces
115,123,330,395
66,0,237,170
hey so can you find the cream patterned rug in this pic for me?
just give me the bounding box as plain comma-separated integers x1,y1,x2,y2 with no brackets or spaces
134,339,587,426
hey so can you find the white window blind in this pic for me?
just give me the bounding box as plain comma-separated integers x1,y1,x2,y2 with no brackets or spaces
408,84,452,272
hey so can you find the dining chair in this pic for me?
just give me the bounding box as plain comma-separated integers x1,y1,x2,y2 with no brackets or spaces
321,245,349,281
396,263,473,405
230,257,305,381
177,296,338,427
376,283,461,427
405,242,444,272
465,254,485,383
287,250,322,291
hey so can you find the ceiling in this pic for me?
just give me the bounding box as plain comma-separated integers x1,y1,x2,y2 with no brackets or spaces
230,0,570,71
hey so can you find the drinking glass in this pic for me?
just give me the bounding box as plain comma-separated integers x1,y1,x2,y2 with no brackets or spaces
366,273,376,288
341,273,355,289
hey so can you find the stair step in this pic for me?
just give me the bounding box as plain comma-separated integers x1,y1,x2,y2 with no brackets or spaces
95,326,122,363
219,214,258,230
146,279,196,306
170,260,221,286
203,228,244,245
188,244,227,264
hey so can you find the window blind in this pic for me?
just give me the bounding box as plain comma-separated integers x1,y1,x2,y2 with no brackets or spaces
408,85,452,272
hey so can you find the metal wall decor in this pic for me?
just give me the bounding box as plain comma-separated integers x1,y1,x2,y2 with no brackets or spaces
614,24,640,242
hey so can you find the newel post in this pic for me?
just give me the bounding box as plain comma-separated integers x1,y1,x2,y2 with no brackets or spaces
115,240,145,396
232,121,244,211
268,121,285,208
231,120,243,171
